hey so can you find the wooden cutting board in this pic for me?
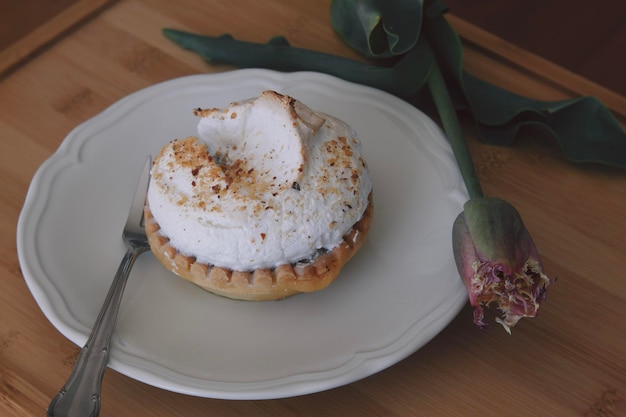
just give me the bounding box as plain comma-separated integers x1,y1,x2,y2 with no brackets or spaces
1,1,625,416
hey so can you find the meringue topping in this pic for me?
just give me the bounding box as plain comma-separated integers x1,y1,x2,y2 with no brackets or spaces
147,91,372,270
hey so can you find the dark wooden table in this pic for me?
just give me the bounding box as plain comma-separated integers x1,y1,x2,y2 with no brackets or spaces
443,0,626,97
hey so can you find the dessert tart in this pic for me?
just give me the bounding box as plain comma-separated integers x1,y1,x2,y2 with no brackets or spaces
145,91,373,300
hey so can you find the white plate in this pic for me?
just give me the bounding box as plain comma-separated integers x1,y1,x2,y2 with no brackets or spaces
17,69,468,399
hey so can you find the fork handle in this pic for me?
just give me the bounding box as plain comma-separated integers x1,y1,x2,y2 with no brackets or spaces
47,245,147,417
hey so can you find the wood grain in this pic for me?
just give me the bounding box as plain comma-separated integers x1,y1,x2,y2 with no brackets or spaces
1,1,625,416
0,0,116,75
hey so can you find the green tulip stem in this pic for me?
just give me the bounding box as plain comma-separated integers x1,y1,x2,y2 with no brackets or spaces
427,58,484,199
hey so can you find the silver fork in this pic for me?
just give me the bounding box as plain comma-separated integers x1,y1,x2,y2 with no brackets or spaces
47,156,152,417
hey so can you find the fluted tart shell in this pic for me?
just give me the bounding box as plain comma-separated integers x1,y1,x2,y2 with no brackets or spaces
144,193,373,301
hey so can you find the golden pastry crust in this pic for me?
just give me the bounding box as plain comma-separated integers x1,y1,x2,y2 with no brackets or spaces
144,193,373,301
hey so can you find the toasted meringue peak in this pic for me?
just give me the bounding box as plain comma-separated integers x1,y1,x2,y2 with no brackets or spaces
148,91,372,270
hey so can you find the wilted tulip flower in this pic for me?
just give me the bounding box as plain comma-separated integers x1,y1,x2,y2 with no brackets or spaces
452,197,555,333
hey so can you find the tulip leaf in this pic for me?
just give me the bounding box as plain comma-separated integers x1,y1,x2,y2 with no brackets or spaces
162,28,433,97
462,74,626,167
162,0,626,169
418,4,626,168
330,0,423,58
